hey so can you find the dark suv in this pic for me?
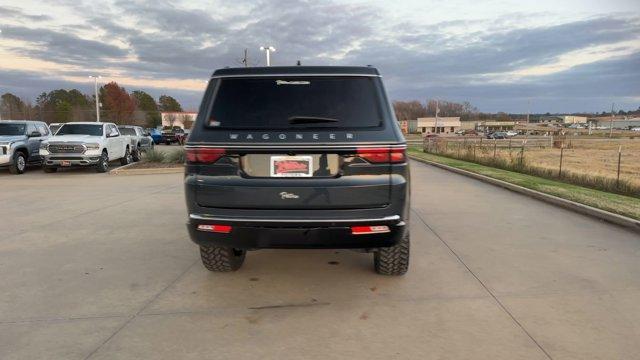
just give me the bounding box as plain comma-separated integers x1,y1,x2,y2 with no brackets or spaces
185,66,410,275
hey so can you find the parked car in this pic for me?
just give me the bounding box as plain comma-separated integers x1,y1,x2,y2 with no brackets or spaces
185,66,410,275
631,127,640,132
487,131,508,139
0,120,51,174
40,122,132,173
118,125,154,161
161,126,186,145
505,130,518,137
147,128,163,144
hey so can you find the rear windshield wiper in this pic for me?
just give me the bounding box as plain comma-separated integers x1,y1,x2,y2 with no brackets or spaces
288,116,339,124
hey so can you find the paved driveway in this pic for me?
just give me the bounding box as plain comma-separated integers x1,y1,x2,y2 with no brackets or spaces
1,160,638,359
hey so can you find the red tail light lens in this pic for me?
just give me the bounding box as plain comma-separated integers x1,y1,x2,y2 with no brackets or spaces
351,225,390,235
356,147,406,164
186,148,225,164
197,224,232,233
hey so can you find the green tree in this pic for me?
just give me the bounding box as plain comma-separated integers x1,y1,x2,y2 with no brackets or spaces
35,89,92,122
132,90,161,128
158,95,183,112
54,100,73,122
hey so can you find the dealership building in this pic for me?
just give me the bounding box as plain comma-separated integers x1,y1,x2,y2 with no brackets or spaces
416,117,461,134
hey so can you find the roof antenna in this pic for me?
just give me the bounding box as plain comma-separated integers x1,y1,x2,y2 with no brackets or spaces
296,60,301,66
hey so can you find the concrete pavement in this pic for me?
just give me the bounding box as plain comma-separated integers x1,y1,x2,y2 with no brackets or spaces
0,160,638,359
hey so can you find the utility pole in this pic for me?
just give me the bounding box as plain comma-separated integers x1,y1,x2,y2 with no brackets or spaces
259,46,275,66
434,100,439,134
89,75,102,122
609,102,615,138
526,99,531,124
242,48,248,67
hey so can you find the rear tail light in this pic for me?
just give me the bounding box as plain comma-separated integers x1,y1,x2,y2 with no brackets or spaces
197,224,232,233
356,147,406,164
351,225,390,235
186,148,225,164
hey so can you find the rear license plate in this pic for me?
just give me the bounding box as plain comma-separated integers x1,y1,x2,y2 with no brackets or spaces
61,160,71,167
270,156,313,177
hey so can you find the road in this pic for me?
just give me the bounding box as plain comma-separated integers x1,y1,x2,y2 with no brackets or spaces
1,160,639,359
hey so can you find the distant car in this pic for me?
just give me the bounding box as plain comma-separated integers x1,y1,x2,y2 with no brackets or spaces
118,125,154,161
631,127,640,132
505,130,518,137
161,127,185,145
0,120,51,174
147,128,163,144
487,131,508,139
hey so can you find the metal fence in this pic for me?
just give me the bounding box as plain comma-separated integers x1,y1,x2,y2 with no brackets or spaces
417,136,640,196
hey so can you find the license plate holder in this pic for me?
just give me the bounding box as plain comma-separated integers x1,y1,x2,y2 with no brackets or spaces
270,156,313,177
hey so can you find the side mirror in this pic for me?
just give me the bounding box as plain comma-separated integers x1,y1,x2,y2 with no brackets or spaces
29,131,41,137
108,131,119,138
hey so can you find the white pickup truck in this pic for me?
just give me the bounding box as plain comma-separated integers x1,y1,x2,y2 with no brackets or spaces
40,122,132,173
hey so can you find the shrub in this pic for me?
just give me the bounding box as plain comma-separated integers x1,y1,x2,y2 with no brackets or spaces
164,148,186,164
144,149,165,163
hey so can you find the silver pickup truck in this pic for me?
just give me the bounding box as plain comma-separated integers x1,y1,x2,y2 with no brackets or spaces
0,120,51,174
118,125,155,161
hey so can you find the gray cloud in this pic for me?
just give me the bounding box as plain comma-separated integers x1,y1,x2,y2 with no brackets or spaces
1,25,128,65
0,5,52,21
0,0,639,112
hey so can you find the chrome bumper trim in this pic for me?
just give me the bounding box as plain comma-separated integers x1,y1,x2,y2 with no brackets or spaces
189,214,401,223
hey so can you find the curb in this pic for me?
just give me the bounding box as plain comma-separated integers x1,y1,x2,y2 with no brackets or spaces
409,155,640,233
109,165,184,175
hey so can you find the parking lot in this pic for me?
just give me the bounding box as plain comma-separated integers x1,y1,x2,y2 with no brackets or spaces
1,160,639,359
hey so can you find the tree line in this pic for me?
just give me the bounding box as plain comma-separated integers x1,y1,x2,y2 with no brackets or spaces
0,82,184,128
393,99,521,122
393,99,640,122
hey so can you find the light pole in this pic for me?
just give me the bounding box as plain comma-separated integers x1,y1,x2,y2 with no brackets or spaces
89,75,102,122
259,46,275,66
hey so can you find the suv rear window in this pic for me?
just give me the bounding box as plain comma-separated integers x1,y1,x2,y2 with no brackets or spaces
208,77,385,130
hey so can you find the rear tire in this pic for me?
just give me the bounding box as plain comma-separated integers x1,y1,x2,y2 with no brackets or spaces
43,167,58,173
374,233,410,276
9,151,27,174
132,147,141,162
200,245,246,272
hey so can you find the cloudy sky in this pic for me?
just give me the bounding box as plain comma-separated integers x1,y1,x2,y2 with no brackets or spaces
0,0,639,113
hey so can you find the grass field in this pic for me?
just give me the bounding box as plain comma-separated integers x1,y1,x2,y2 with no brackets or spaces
424,137,640,195
408,148,640,220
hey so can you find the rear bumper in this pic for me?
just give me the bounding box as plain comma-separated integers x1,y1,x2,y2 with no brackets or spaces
187,213,406,249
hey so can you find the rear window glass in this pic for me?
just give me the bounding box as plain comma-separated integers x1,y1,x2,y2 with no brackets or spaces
118,127,136,135
208,77,385,129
